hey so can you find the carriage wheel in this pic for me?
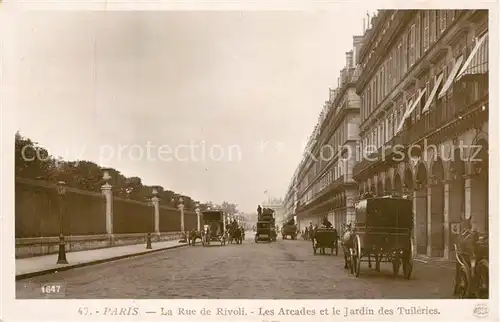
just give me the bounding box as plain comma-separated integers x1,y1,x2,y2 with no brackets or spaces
351,235,361,277
254,235,259,243
455,266,471,298
392,258,401,276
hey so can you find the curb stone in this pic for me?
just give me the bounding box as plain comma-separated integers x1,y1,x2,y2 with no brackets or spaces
15,243,189,280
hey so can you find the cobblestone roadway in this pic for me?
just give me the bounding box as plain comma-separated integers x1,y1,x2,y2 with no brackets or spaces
16,235,455,299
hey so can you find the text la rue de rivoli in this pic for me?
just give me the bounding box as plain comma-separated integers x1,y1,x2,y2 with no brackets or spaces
88,305,440,317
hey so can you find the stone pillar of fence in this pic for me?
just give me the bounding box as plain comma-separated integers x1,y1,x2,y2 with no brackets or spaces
195,203,201,231
152,195,160,236
101,170,114,242
178,197,185,233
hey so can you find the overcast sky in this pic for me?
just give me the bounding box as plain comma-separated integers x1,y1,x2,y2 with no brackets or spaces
11,10,372,213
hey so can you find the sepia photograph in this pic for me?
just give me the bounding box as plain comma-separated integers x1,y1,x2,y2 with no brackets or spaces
7,7,490,305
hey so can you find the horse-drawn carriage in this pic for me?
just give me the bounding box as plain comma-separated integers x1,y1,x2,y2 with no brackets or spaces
311,227,339,255
255,208,276,242
227,224,244,244
255,221,272,243
281,218,297,240
201,210,227,246
342,196,414,278
453,228,489,299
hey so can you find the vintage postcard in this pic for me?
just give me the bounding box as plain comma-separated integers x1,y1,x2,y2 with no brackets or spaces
1,1,497,321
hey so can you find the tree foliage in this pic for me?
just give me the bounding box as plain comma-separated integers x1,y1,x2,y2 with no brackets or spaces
14,132,237,212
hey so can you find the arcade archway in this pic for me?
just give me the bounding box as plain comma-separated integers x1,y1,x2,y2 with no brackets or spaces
393,173,402,197
377,180,384,196
385,176,392,195
448,148,466,252
430,157,445,257
413,163,428,255
470,139,488,233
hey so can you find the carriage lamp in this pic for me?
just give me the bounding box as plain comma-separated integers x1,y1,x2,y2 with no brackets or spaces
56,181,68,264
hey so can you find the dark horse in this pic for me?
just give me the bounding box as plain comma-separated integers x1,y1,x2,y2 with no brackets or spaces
187,230,203,246
229,226,243,244
341,224,355,271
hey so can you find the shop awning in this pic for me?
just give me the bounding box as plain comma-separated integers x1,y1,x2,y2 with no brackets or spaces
421,73,444,114
395,88,427,134
437,55,464,99
456,32,489,81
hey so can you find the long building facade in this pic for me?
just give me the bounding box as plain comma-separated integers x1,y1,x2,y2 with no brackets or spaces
292,36,364,231
354,10,488,260
284,10,488,260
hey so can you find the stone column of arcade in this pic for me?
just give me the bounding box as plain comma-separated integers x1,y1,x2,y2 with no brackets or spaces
446,148,466,260
429,157,446,258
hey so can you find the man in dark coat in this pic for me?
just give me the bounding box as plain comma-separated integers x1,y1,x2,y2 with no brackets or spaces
321,216,333,228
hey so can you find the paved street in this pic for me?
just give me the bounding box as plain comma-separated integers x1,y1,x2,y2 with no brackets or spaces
16,234,455,299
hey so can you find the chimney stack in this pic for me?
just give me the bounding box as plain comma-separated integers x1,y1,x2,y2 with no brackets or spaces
352,35,364,65
346,50,354,68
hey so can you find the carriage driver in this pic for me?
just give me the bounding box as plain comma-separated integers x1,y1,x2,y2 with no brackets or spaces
321,216,333,228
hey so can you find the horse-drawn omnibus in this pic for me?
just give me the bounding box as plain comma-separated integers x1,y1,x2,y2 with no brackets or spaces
255,208,276,242
312,227,339,255
201,210,227,246
342,196,414,278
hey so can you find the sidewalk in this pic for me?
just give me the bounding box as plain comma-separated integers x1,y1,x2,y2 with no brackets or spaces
16,240,189,280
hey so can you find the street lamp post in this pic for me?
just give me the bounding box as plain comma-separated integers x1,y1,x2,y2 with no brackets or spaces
56,181,68,264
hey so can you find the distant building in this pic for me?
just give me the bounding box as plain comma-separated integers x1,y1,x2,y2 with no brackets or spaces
262,197,285,226
291,35,363,231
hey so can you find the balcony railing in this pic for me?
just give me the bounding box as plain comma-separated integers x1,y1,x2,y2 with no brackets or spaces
353,72,488,178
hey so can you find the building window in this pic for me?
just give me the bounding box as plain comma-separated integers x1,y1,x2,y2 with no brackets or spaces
430,10,436,44
423,11,430,52
397,43,403,81
383,67,387,98
379,122,384,146
409,24,416,66
388,54,393,89
439,10,447,33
